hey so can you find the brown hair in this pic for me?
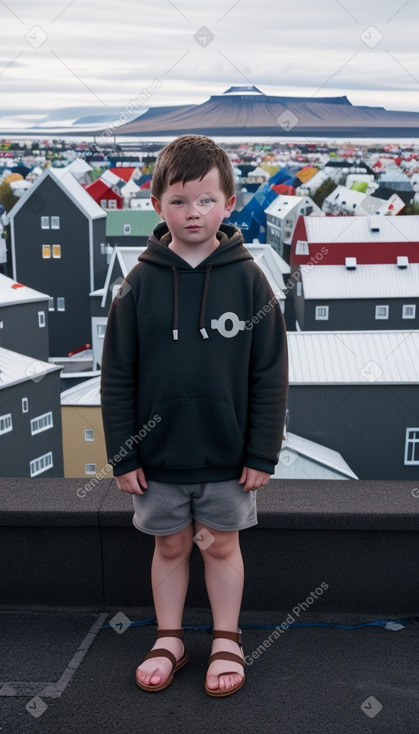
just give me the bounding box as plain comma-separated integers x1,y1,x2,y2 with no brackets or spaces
151,134,235,200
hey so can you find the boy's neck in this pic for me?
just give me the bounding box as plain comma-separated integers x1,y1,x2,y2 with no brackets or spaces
168,235,220,267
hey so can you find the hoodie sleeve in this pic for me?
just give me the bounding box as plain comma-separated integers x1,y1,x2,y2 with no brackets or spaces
244,270,288,474
100,286,141,477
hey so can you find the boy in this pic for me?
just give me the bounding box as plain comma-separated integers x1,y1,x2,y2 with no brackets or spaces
101,134,288,696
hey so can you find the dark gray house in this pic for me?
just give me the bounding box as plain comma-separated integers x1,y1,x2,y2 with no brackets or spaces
7,168,108,357
0,347,63,477
287,331,419,480
0,274,50,360
294,262,419,331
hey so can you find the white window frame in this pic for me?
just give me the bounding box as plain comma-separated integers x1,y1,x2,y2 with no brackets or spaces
48,297,55,311
57,297,65,311
296,282,302,297
315,305,329,321
108,199,117,210
31,411,53,435
402,304,416,320
0,413,13,435
100,199,108,209
41,216,50,229
51,216,60,229
42,245,51,259
84,429,94,441
404,428,419,465
97,324,106,339
375,305,389,320
52,244,61,259
123,223,131,235
30,451,53,477
38,311,46,328
85,463,97,474
22,397,29,413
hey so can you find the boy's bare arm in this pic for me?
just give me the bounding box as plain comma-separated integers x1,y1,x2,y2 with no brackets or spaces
116,467,148,495
238,466,270,492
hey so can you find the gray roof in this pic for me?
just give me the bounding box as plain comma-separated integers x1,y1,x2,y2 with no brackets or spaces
0,347,60,389
274,431,358,480
61,376,100,405
0,273,49,306
302,263,419,299
288,331,419,384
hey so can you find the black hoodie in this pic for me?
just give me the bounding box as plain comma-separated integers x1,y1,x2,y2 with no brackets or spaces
101,222,288,482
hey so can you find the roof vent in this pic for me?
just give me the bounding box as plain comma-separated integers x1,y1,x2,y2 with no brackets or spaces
397,256,409,269
368,216,380,232
345,257,357,270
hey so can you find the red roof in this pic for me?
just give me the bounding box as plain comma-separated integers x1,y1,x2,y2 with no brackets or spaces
109,167,137,182
84,178,123,207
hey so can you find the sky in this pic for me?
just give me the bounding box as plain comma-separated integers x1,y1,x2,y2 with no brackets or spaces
1,0,419,123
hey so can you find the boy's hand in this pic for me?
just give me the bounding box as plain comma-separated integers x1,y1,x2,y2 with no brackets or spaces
116,468,148,495
238,466,270,492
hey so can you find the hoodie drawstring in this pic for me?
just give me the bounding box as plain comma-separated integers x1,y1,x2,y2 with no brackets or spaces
199,264,212,340
172,266,179,340
171,264,212,341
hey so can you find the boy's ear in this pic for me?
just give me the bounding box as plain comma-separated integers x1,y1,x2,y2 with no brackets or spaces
151,195,162,216
224,194,236,216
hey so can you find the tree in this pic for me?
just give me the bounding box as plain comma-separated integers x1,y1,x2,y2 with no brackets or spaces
0,181,18,212
403,201,419,216
312,178,338,209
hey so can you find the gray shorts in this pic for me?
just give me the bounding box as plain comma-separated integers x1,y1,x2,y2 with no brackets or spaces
132,479,258,536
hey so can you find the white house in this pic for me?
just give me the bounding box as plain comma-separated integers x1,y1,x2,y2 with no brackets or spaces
265,194,322,257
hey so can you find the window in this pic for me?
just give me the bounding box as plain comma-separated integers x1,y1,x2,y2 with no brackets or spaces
97,324,106,339
84,429,94,441
100,199,107,209
85,463,96,474
295,240,309,256
52,245,61,258
315,306,329,320
296,282,302,297
22,398,29,413
31,411,53,435
57,297,65,311
402,305,416,319
42,245,51,258
108,199,117,209
30,451,53,477
375,305,389,320
405,428,419,465
49,297,55,311
0,413,13,435
123,223,131,235
38,311,46,328
41,216,50,229
51,216,60,229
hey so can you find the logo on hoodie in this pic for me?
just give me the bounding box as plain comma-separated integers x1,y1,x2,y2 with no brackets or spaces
211,311,245,338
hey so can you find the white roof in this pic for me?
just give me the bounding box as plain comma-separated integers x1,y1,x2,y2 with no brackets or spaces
100,169,121,187
121,180,140,194
61,375,100,405
248,166,269,178
302,263,419,299
7,168,106,221
0,273,49,306
265,194,304,218
246,243,288,298
52,158,92,177
0,347,60,388
303,215,419,243
288,331,419,384
274,431,358,479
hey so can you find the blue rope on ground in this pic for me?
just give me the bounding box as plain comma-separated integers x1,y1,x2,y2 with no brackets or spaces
100,617,414,632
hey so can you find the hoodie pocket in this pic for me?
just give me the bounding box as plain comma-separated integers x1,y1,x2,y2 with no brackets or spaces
140,398,245,469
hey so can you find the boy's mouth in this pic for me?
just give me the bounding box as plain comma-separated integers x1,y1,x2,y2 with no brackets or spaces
185,225,201,230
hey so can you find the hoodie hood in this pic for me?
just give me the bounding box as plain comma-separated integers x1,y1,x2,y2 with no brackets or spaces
138,222,254,340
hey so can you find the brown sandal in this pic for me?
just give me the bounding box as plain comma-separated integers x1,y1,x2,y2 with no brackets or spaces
205,629,246,697
135,628,189,692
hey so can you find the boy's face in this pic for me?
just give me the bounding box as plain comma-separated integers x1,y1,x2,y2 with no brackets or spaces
151,167,235,252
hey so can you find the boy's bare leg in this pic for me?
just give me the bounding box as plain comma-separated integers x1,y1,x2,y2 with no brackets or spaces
136,524,194,687
195,522,245,692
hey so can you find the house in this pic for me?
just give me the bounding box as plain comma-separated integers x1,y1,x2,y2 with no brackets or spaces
274,431,358,480
287,330,419,480
265,194,323,258
84,178,123,210
61,376,107,478
7,167,108,356
378,166,414,193
293,262,419,330
109,166,142,182
322,185,369,215
290,215,419,270
0,346,63,477
0,273,50,360
105,209,162,247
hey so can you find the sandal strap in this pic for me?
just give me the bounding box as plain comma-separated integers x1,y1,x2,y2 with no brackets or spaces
144,647,177,669
208,651,244,669
212,629,242,645
156,629,184,640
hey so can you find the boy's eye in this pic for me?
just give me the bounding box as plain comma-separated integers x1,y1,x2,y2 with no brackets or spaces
197,198,214,206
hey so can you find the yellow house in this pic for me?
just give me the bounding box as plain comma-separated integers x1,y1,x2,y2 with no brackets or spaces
61,376,108,478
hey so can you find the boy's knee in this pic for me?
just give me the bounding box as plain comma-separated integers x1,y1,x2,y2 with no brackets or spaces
198,529,239,560
156,529,193,559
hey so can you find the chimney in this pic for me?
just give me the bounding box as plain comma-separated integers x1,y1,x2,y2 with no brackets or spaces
397,256,409,269
368,216,380,232
345,257,357,270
